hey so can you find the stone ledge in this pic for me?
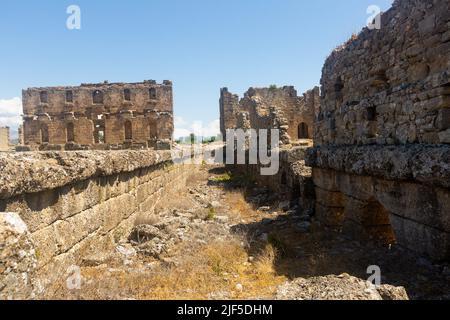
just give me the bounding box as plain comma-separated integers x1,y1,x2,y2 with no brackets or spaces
0,150,172,200
306,144,450,189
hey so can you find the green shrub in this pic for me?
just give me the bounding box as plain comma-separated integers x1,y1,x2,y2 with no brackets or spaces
210,172,232,182
206,206,216,221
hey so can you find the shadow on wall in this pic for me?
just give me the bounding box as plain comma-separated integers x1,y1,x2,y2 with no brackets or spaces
229,204,450,300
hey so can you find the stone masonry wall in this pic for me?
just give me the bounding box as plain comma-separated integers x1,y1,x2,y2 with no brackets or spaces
308,0,450,262
220,86,319,145
307,145,450,260
21,80,174,151
230,145,315,215
316,0,450,146
0,150,198,298
0,127,10,152
220,86,319,221
219,88,240,140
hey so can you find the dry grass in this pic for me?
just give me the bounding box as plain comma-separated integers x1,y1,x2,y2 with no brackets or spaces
57,240,286,300
224,190,257,221
253,244,278,275
50,166,290,300
154,192,198,213
186,170,208,187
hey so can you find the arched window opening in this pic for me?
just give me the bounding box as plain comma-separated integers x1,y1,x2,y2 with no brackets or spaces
149,88,157,99
41,124,49,143
66,123,75,142
124,89,131,101
298,122,309,139
125,121,133,140
360,199,397,245
149,123,156,140
40,91,48,103
93,90,104,104
94,125,105,144
66,90,73,103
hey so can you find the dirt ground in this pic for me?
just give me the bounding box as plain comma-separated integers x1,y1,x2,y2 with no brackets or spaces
52,165,450,300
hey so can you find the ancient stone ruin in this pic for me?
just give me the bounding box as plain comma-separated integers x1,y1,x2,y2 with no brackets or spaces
1,0,449,301
224,0,450,261
220,85,318,216
307,0,450,261
19,80,174,151
220,86,319,145
0,150,196,298
0,127,10,151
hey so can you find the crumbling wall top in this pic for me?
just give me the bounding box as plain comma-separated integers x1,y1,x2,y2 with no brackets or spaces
306,144,450,189
0,150,172,200
25,80,172,92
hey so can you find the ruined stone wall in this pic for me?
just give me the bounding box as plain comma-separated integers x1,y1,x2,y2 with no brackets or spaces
220,86,319,145
220,86,319,217
0,150,198,298
316,0,450,146
21,80,174,151
230,145,315,215
309,0,450,261
219,88,240,140
307,145,450,260
0,127,10,151
18,125,24,146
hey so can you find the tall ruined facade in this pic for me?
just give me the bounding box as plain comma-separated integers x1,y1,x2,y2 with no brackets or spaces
307,0,450,260
20,80,174,151
220,86,320,219
220,86,319,145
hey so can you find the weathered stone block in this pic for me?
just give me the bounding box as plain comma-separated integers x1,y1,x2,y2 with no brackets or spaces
438,128,450,143
315,187,344,207
0,212,38,300
31,225,59,268
0,150,200,298
312,168,339,192
390,214,450,261
436,109,450,130
374,179,450,232
336,174,375,201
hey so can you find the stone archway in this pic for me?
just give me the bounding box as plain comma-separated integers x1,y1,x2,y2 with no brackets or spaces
66,123,75,143
40,124,49,143
124,121,133,141
345,197,397,245
363,199,396,244
298,122,309,139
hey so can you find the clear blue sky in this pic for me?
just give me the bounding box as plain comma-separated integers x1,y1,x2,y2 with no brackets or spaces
0,0,393,137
